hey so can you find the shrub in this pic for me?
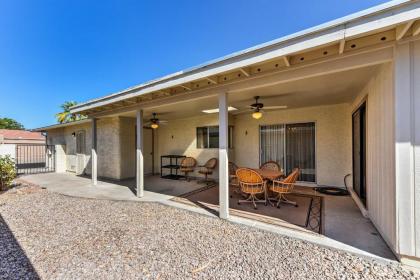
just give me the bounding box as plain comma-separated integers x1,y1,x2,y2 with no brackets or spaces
0,155,16,191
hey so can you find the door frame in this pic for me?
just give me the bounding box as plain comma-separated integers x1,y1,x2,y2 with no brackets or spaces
258,121,317,183
352,101,367,206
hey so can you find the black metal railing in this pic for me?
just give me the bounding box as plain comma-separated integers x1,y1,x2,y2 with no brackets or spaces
15,144,56,175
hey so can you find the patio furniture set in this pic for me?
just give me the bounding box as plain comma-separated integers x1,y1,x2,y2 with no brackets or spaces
230,161,300,209
176,155,300,210
161,155,218,183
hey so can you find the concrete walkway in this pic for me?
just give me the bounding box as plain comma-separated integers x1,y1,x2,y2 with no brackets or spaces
21,173,142,201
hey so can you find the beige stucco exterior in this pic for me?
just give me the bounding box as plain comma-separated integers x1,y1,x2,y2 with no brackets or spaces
47,117,154,180
234,103,352,187
155,114,235,179
47,104,353,187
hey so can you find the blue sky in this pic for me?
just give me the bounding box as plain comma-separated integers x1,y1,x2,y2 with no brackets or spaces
0,0,389,129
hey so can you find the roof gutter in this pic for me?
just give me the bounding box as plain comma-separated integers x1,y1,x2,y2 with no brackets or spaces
33,119,91,132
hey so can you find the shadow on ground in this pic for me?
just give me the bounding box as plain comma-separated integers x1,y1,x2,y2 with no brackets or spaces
0,213,39,279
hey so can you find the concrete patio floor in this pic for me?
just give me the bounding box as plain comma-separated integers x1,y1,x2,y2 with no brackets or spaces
20,172,205,202
19,172,396,262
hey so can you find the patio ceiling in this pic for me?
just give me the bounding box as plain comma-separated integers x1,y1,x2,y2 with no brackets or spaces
115,64,378,120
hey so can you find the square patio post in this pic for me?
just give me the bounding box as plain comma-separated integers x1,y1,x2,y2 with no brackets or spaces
91,118,98,185
219,92,229,219
136,109,144,197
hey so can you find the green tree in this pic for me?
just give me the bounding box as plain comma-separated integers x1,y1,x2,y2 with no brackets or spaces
0,117,25,130
55,101,86,123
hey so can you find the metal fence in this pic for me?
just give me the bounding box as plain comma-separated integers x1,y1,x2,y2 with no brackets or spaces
15,144,55,175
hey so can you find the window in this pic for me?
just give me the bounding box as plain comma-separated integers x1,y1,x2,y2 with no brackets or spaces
76,130,86,154
260,122,316,182
196,126,233,149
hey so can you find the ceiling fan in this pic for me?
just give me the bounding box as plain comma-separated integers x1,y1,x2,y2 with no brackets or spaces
248,96,287,119
145,113,168,129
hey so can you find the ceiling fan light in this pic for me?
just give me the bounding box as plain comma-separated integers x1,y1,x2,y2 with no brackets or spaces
252,111,263,120
151,123,159,129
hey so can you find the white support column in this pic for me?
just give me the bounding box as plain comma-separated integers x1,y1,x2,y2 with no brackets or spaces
136,109,144,197
91,118,98,185
218,92,229,219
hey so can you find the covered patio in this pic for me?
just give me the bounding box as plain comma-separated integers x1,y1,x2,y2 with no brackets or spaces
75,55,395,259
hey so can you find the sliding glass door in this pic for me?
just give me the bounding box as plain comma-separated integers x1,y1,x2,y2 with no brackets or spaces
260,125,286,170
260,122,316,182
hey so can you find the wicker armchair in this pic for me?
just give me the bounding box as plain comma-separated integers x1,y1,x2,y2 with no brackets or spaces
179,157,197,181
268,168,300,208
260,161,281,171
229,162,239,197
236,168,267,209
260,161,283,180
198,158,217,185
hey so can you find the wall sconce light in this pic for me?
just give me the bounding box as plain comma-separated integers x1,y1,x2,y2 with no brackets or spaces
245,130,248,135
72,132,76,137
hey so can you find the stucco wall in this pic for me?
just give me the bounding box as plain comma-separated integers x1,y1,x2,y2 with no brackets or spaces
47,117,122,179
234,103,352,187
119,117,136,179
97,117,121,179
156,114,235,179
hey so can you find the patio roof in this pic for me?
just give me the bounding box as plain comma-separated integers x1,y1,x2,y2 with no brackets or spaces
70,0,420,116
33,119,91,132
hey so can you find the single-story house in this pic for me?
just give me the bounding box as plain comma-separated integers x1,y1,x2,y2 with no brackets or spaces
35,0,420,267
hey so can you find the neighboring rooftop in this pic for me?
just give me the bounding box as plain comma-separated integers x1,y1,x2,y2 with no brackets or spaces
0,129,45,141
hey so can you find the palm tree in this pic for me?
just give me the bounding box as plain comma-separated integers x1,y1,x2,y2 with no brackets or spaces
55,101,86,123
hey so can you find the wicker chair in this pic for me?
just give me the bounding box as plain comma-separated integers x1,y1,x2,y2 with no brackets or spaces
260,161,281,171
268,168,300,208
229,162,239,197
179,157,197,181
236,168,267,209
261,161,283,179
198,158,217,185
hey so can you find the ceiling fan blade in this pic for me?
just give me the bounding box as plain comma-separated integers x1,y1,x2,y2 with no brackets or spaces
159,120,169,123
263,105,288,110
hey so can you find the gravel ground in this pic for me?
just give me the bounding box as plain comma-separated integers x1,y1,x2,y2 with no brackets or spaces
0,186,418,280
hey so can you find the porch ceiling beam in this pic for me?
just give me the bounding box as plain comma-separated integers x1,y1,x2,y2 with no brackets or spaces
205,77,218,84
412,20,420,37
125,99,137,104
158,90,171,96
89,45,393,118
339,39,345,54
228,46,393,94
239,68,250,77
180,84,192,91
283,56,290,67
396,20,414,40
